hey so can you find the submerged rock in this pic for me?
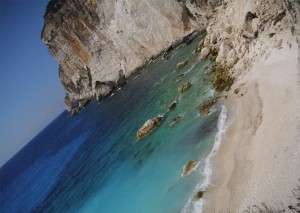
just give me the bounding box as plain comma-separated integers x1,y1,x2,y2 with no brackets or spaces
170,115,182,126
198,98,218,116
195,39,204,53
167,100,177,112
136,115,163,140
178,82,192,94
175,74,186,83
194,191,205,201
182,160,198,177
176,60,189,71
211,65,235,92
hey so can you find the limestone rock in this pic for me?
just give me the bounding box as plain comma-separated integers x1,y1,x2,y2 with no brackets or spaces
42,0,213,114
116,70,126,87
182,160,198,177
178,82,192,94
226,49,238,67
136,115,163,140
176,60,189,71
200,47,210,59
216,42,232,64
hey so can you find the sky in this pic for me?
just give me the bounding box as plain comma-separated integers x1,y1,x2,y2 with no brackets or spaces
0,0,65,167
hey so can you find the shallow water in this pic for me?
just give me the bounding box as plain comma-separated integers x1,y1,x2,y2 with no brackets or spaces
0,34,223,213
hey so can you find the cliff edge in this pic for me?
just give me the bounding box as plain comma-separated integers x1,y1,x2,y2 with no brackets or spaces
42,0,217,115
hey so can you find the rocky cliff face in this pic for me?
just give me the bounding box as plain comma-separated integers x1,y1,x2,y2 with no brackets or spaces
42,0,216,115
199,0,300,73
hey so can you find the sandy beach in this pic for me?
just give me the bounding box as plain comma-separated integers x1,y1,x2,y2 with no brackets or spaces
201,1,300,212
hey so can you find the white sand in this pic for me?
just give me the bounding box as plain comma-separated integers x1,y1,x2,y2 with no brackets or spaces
203,29,300,212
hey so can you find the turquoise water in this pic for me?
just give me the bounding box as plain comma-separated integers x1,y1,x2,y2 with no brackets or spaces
0,34,225,213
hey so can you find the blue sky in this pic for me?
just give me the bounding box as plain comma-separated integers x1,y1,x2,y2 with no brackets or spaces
0,0,65,166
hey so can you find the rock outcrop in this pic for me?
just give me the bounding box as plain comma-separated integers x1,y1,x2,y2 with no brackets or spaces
176,60,189,71
200,0,300,74
182,159,198,177
198,98,218,116
42,0,216,115
136,115,163,140
178,82,192,94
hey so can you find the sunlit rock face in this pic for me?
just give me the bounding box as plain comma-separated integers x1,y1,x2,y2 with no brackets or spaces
41,0,213,114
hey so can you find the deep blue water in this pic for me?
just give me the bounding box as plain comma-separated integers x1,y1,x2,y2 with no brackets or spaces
0,35,224,213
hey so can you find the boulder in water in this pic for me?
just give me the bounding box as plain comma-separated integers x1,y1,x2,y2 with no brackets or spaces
200,47,210,59
178,82,192,94
176,60,188,71
167,100,177,112
198,98,218,116
194,191,205,201
182,160,198,176
136,115,163,140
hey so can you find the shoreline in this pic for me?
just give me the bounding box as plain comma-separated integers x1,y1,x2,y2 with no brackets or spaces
181,104,228,213
202,30,300,212
196,0,300,212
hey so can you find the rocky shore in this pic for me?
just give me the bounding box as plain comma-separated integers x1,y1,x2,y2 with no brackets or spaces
41,0,217,115
199,0,300,212
42,0,300,211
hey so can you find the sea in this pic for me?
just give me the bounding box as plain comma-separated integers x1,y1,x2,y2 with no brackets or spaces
0,34,227,213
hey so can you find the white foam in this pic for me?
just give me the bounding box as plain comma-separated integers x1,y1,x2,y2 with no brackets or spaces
181,105,227,213
206,89,215,98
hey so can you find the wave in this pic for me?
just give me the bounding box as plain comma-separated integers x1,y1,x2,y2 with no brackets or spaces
181,104,228,213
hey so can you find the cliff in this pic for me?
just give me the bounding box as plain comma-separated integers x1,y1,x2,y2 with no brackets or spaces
42,0,218,115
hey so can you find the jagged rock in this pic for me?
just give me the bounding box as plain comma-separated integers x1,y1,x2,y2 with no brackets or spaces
164,30,205,59
242,11,260,40
252,18,260,33
136,115,163,140
226,49,238,67
245,11,257,22
200,47,210,58
178,82,192,94
176,60,189,71
168,100,177,112
116,70,126,87
182,160,198,176
94,81,115,101
208,0,222,7
216,42,232,64
273,10,286,26
210,30,220,44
